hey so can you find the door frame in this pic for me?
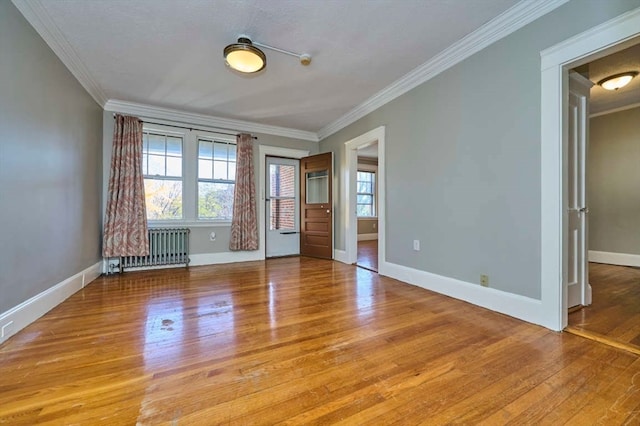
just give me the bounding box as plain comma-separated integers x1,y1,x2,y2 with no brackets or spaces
344,126,386,274
265,156,301,258
540,8,640,331
258,146,309,260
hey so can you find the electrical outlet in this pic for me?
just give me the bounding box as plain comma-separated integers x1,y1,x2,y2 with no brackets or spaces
413,240,420,251
1,321,14,338
480,275,489,287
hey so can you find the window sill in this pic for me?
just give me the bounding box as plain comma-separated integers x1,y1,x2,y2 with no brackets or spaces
357,216,378,220
148,220,232,228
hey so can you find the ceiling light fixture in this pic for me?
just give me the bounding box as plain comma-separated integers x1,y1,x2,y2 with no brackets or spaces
597,71,638,91
224,36,311,74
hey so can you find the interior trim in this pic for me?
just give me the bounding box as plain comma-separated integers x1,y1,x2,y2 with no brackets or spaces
317,0,569,140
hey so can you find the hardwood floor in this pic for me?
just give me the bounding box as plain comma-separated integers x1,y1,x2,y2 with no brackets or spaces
357,239,378,272
1,257,639,424
568,262,640,354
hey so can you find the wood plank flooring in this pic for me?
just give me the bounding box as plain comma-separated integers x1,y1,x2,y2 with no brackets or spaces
568,262,640,353
357,240,378,272
1,257,639,425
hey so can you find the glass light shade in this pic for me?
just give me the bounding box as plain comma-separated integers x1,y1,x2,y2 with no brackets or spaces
598,72,637,91
224,38,266,73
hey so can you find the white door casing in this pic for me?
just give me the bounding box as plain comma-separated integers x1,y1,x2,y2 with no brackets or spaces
266,156,300,257
540,8,640,330
344,126,386,273
567,72,593,308
258,146,309,260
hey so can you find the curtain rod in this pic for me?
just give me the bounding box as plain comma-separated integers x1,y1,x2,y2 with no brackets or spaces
112,114,257,139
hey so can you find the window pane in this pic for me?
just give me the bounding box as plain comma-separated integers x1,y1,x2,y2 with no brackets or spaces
270,199,295,230
142,155,148,175
213,142,228,161
198,159,212,179
228,162,236,180
269,164,295,197
144,178,182,220
228,144,237,162
166,156,182,177
199,140,212,159
148,134,165,155
357,194,373,204
148,154,165,176
357,181,372,193
357,204,373,217
166,137,182,156
198,182,235,220
213,160,228,180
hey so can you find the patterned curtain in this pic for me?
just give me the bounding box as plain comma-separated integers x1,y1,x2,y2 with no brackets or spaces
230,133,258,251
102,114,149,257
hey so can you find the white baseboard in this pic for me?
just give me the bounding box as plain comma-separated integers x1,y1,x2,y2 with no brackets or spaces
333,249,349,264
381,261,546,328
0,261,102,345
189,251,264,267
589,250,640,267
357,233,378,241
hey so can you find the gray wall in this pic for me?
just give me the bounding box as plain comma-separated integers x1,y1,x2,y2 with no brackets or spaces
320,0,640,299
588,106,640,255
102,111,318,255
0,1,103,313
358,219,377,235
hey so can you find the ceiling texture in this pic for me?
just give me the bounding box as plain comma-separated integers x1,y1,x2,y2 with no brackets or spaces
14,0,572,141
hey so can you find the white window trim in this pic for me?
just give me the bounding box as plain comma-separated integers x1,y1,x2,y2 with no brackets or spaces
141,121,236,226
356,162,378,219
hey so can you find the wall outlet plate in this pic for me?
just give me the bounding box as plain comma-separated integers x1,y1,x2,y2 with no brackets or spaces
480,274,489,287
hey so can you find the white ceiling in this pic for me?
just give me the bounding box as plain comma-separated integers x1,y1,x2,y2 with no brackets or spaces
15,0,568,140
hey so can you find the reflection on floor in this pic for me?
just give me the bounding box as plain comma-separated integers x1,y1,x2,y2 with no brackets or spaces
357,239,378,272
568,262,640,354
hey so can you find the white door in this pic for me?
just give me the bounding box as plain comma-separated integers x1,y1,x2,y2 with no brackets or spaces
567,72,593,308
266,157,300,257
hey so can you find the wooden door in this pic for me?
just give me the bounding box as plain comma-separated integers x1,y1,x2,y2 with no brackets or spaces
300,152,333,259
567,72,593,308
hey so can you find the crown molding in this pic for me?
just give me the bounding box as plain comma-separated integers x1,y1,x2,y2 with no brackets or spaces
317,0,569,140
590,101,640,118
12,0,107,106
104,100,319,142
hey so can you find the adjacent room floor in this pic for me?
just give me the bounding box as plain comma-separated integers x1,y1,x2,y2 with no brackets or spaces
568,262,640,355
1,257,639,424
357,239,378,272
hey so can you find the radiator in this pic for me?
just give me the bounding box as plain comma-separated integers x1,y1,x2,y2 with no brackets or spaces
119,228,190,271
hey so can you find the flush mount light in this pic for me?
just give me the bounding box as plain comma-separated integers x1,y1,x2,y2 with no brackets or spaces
597,71,638,91
223,36,311,74
223,37,266,73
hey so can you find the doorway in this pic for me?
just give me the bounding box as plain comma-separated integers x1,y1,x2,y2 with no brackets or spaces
539,8,640,332
355,148,379,272
265,156,300,258
565,42,640,354
344,126,386,274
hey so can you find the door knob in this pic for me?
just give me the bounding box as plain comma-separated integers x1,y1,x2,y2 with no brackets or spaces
326,209,330,214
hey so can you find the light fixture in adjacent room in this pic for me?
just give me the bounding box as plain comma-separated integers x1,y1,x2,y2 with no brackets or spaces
223,35,312,74
597,71,638,91
223,37,266,73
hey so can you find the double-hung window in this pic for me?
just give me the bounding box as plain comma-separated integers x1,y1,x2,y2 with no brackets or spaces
198,138,236,221
142,131,183,220
356,171,376,217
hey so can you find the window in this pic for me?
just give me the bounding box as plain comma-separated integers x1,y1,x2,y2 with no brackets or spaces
142,131,183,220
198,138,236,220
357,171,376,217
